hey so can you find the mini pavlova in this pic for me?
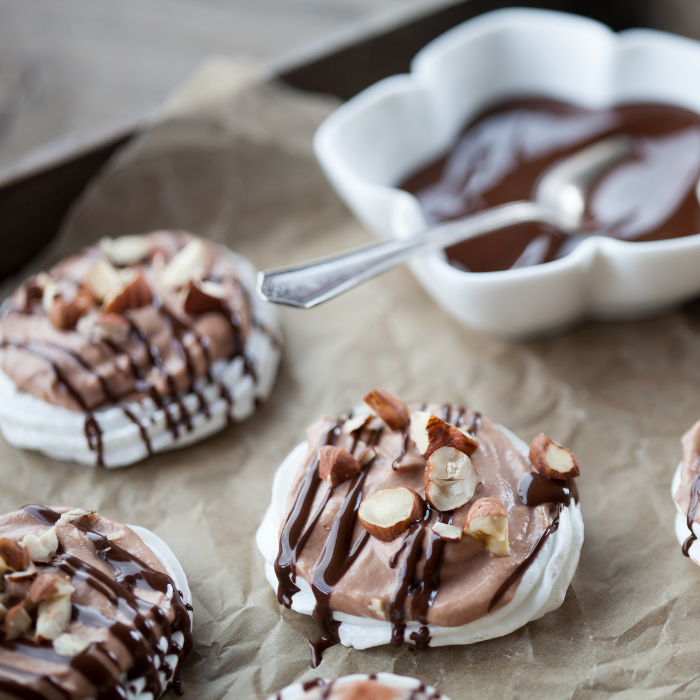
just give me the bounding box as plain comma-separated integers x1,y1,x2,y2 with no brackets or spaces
0,230,281,467
257,390,584,664
0,505,193,699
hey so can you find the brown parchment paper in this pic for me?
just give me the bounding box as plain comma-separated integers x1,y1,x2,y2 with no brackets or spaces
3,56,700,699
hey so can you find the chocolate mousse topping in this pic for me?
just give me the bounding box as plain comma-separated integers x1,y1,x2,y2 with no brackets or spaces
402,99,700,272
0,506,193,699
674,420,700,556
273,391,581,666
0,230,277,466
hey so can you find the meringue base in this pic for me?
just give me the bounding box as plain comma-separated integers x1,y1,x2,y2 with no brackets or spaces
256,425,584,650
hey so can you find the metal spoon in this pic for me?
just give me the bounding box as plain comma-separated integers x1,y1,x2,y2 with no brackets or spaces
257,134,635,308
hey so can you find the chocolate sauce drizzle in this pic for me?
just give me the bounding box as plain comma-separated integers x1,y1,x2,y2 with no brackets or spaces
489,472,579,612
308,427,383,667
2,251,273,466
276,406,484,666
682,473,700,556
386,408,471,648
0,506,193,699
275,420,344,609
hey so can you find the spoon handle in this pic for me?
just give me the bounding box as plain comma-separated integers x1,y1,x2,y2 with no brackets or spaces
257,200,563,308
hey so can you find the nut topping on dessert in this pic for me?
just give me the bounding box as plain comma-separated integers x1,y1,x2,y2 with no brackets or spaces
358,446,377,467
465,497,510,556
319,445,362,485
358,487,425,541
56,507,90,525
432,522,463,541
0,506,194,697
100,234,153,265
53,632,91,656
158,238,212,289
82,311,131,340
369,597,386,619
0,538,76,642
343,409,372,434
529,434,580,480
364,389,410,430
102,270,153,314
5,602,32,640
85,258,125,302
45,287,95,331
29,571,66,603
22,526,58,562
0,538,30,573
424,446,482,511
410,410,478,458
34,576,75,641
182,279,228,314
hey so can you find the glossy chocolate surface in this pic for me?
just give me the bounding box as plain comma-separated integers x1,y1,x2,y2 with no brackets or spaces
401,99,700,272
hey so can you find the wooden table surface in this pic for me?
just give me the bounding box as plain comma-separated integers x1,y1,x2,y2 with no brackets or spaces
0,0,454,174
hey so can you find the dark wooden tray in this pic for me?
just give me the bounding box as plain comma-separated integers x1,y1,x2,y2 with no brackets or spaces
0,0,668,281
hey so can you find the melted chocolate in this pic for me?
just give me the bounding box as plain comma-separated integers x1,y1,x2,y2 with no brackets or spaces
274,421,343,609
388,518,426,647
488,470,580,612
386,409,473,647
489,504,563,613
274,420,392,668
410,512,452,625
408,626,431,650
401,99,700,272
308,428,382,667
682,473,700,556
518,473,578,507
0,506,194,699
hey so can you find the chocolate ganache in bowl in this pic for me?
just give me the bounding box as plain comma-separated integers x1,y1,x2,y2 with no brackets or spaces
402,99,700,272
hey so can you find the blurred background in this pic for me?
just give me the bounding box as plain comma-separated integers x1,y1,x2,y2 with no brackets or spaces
1,0,698,173
1,0,699,279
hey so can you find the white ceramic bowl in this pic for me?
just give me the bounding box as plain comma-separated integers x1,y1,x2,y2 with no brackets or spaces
314,8,700,338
